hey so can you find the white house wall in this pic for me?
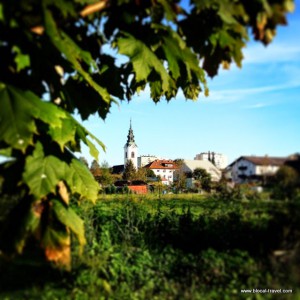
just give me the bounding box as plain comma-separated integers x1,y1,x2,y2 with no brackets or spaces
231,159,256,183
255,165,280,175
152,168,175,185
231,158,281,183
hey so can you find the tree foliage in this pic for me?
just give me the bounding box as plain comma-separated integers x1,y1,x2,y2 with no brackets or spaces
134,168,147,182
173,159,186,192
97,161,114,186
193,168,212,192
0,0,294,269
90,159,102,178
122,160,137,181
146,168,156,179
272,165,300,200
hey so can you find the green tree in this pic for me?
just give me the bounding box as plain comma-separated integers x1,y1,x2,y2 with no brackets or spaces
193,168,212,192
90,160,113,186
146,169,156,179
122,160,136,181
98,161,114,186
0,0,293,268
90,159,102,179
173,159,186,192
272,165,300,200
134,168,147,182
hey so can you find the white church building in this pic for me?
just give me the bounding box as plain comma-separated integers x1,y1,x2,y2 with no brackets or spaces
124,120,138,169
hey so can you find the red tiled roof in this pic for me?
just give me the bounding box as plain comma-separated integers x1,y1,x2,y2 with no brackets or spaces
144,159,179,170
241,156,287,166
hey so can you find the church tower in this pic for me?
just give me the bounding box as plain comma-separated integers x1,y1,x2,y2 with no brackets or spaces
124,120,138,169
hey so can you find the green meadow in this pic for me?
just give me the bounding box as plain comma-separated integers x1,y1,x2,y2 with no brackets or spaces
1,194,299,300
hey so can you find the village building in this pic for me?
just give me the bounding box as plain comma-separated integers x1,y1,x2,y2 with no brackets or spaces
112,121,138,174
227,155,287,183
124,119,138,169
114,180,148,194
194,151,228,169
144,159,179,185
182,159,222,183
138,155,159,168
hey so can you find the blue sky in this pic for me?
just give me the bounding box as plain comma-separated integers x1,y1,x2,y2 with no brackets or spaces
79,1,300,167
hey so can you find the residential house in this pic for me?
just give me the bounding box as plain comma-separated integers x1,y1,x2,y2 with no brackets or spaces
228,156,287,183
144,159,178,185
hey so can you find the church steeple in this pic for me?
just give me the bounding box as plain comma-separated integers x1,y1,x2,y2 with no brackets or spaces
126,119,137,147
124,119,138,169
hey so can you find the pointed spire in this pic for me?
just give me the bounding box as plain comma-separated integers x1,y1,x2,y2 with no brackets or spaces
126,119,137,146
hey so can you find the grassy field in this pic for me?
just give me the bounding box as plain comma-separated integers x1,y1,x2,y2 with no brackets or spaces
0,194,299,299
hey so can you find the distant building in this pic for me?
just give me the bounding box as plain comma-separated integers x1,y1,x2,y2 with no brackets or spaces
138,155,158,168
124,120,138,169
228,155,287,183
182,159,222,182
114,180,148,194
111,164,125,174
194,151,228,169
144,159,178,185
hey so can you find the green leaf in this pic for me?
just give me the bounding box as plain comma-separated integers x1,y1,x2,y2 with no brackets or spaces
23,142,69,198
68,158,100,203
157,0,177,21
0,3,4,22
0,197,41,255
15,202,41,253
48,118,76,151
86,129,106,153
74,119,106,160
0,83,67,151
52,199,86,246
23,142,100,202
43,6,112,105
0,83,101,154
86,138,100,161
116,33,172,95
159,27,207,99
12,46,31,72
0,147,13,157
42,225,70,249
0,83,37,151
41,222,71,269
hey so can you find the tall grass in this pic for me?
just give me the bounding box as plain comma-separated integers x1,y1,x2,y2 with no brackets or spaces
0,195,299,299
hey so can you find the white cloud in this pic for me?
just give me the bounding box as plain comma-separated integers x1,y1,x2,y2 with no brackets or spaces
243,103,271,109
203,80,300,103
243,44,300,64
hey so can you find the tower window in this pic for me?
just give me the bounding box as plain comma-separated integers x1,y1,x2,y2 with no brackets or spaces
131,152,135,158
